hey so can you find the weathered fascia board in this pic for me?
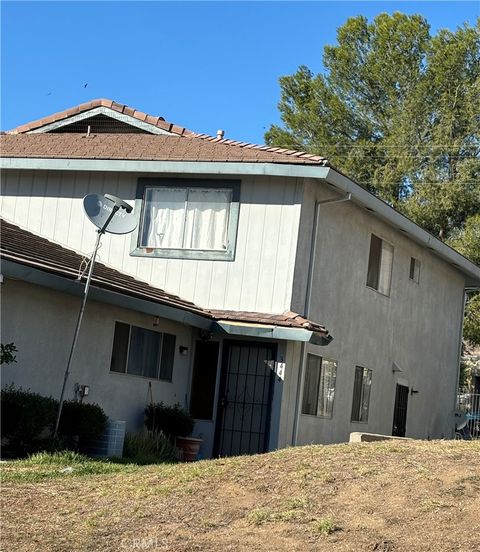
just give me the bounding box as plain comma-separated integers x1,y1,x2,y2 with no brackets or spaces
325,170,480,288
212,321,332,346
0,157,330,179
1,259,212,330
2,155,478,285
28,106,173,136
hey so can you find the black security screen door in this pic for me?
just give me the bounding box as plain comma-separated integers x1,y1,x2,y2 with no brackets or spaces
392,384,409,437
214,341,276,457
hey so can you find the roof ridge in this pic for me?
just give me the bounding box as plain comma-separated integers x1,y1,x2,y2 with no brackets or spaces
8,98,196,138
7,99,329,165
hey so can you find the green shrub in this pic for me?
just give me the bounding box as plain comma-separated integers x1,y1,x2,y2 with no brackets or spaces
0,343,18,365
58,400,107,444
123,430,177,464
1,386,107,457
145,402,194,442
1,385,58,455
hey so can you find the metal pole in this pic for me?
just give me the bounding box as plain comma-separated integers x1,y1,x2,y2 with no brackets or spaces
53,207,119,437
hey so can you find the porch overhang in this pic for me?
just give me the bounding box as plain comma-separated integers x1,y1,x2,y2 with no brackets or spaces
212,319,333,346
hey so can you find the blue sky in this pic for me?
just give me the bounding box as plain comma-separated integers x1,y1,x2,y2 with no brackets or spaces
2,1,479,143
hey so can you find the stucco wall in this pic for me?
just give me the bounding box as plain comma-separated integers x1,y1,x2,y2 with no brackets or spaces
0,169,303,313
1,278,195,433
292,181,465,444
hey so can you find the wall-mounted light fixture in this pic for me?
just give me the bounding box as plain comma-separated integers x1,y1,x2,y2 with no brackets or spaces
153,316,160,327
410,388,419,395
179,346,189,356
392,362,403,373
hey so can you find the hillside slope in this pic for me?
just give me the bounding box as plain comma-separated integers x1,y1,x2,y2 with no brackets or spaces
2,440,480,551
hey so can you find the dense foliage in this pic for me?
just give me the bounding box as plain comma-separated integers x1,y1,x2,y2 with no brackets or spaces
1,386,107,457
1,385,58,454
58,400,108,443
145,402,194,442
1,343,18,365
266,13,480,343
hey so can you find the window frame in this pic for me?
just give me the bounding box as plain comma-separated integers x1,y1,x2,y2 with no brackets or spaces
351,366,372,423
366,233,394,296
130,178,241,261
301,353,337,419
409,257,421,283
109,321,176,382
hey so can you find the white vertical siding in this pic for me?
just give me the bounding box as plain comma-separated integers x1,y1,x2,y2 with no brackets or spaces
1,169,303,313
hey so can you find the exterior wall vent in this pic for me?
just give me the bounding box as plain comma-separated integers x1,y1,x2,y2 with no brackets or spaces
50,114,151,134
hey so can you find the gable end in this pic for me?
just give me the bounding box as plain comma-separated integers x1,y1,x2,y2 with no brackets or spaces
28,106,174,135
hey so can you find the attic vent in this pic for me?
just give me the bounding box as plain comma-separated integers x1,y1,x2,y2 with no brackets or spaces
49,114,151,134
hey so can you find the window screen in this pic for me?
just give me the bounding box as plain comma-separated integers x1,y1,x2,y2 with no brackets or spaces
351,366,372,422
366,234,394,295
302,354,337,418
110,322,176,381
409,257,420,283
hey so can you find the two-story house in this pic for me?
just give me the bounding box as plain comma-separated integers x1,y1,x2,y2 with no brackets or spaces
2,99,479,457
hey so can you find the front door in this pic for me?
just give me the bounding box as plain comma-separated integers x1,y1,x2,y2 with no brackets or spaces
392,384,409,437
214,341,276,457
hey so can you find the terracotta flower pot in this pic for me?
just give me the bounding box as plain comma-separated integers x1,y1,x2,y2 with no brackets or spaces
176,436,203,462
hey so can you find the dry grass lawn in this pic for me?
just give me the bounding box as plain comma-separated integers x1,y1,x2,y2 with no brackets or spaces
2,440,480,551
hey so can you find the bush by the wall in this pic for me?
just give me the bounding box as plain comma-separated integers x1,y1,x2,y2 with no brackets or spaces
1,385,58,455
58,400,108,444
145,402,194,442
1,386,108,457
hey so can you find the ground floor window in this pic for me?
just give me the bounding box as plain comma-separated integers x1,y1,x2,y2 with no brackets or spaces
302,354,337,417
110,321,176,381
351,366,372,422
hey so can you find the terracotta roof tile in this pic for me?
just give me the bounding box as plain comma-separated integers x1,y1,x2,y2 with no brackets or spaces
0,133,329,166
0,218,330,340
5,99,330,167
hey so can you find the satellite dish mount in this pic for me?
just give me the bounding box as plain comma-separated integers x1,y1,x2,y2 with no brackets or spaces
54,194,137,437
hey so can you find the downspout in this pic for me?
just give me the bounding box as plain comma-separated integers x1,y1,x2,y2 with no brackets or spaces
291,190,352,446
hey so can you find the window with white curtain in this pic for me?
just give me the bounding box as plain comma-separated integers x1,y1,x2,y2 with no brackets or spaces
366,234,394,295
301,354,337,418
132,179,240,261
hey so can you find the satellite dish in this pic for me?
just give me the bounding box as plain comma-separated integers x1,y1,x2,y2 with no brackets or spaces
83,193,137,234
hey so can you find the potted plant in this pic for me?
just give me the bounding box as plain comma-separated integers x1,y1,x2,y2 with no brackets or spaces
145,402,202,462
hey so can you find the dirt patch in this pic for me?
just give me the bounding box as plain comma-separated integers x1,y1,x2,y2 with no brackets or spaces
2,440,480,551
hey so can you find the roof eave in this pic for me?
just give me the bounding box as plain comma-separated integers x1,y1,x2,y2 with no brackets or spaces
1,156,478,286
1,257,213,330
324,169,480,288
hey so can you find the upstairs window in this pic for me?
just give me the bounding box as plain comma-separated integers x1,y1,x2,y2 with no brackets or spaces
366,234,394,296
409,257,420,283
302,354,337,418
351,366,372,423
110,322,176,381
131,178,240,261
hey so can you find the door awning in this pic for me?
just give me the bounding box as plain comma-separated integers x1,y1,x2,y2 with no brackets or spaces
209,311,332,346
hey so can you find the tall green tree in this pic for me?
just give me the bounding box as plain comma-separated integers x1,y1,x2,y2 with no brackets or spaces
266,13,480,344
